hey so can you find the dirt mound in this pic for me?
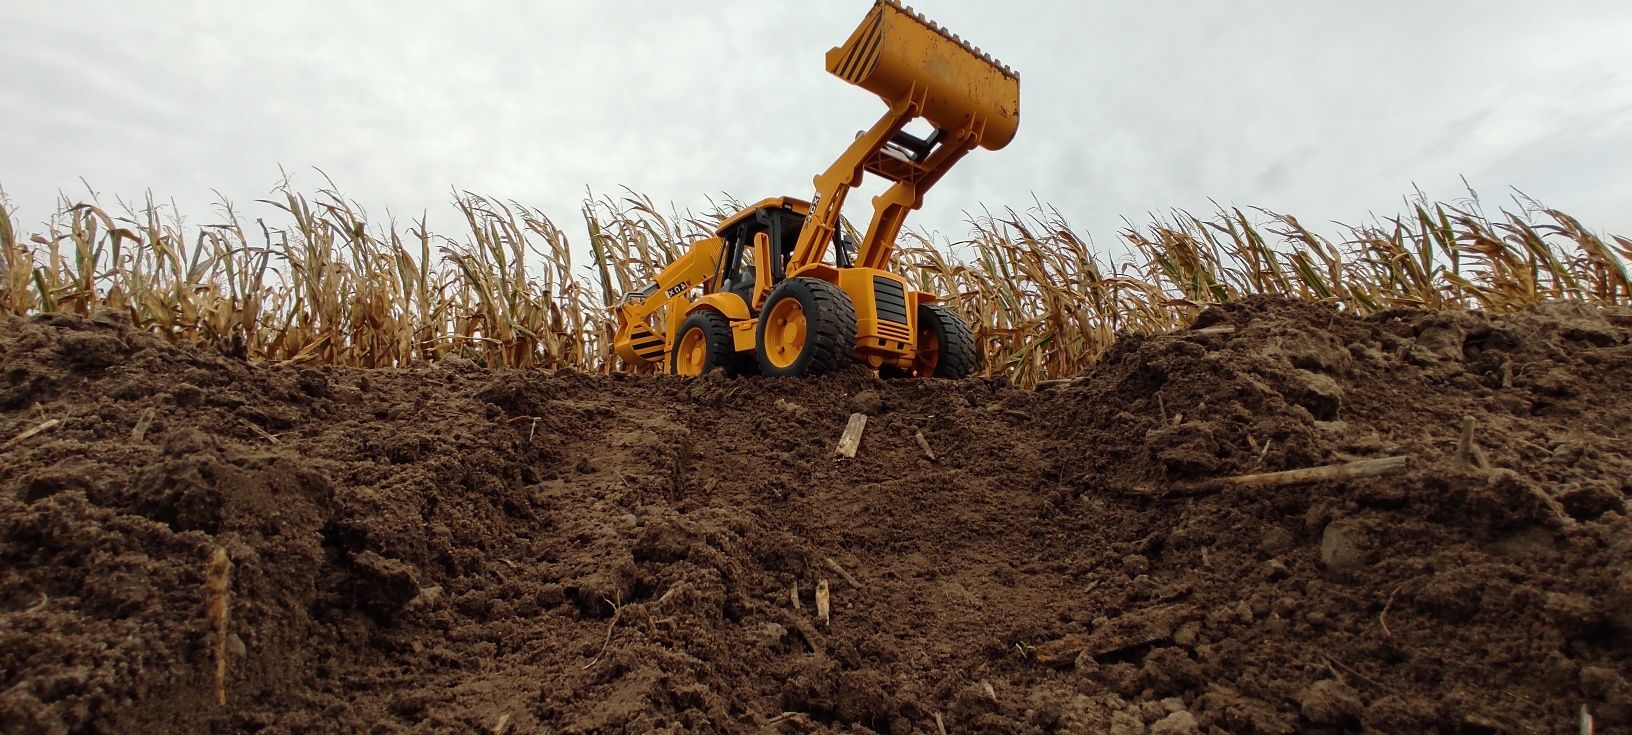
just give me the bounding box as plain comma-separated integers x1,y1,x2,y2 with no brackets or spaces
2,299,1630,734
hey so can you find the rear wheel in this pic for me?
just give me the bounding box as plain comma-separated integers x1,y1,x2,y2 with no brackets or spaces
670,311,741,376
755,277,857,377
913,303,977,378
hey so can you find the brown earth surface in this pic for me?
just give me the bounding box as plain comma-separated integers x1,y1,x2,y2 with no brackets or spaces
2,298,1631,734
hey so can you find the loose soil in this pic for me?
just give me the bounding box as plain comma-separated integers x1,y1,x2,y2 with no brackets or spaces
2,298,1630,734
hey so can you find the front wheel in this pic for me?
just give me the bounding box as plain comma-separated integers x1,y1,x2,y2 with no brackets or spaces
755,277,857,377
913,303,977,378
671,311,741,376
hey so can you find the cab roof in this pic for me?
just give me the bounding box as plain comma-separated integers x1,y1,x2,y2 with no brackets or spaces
713,196,812,235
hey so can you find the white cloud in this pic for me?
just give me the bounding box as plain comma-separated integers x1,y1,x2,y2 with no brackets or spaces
2,0,1629,248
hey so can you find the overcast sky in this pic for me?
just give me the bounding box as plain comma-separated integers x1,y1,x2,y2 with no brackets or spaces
3,1,1630,258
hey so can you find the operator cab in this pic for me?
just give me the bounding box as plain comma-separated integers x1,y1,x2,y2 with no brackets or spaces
713,197,855,312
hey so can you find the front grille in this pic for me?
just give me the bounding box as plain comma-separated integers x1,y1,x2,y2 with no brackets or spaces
873,276,909,324
876,321,911,341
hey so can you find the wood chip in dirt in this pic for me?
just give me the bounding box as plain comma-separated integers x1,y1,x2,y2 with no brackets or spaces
130,408,156,442
914,431,936,461
815,579,831,625
835,413,867,458
4,418,61,449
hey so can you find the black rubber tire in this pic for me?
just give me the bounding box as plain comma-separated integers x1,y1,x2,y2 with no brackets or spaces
919,302,978,379
670,310,742,376
755,277,857,377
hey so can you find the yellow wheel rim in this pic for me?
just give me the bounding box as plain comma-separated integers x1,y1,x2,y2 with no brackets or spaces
765,297,807,369
914,323,941,377
675,326,709,375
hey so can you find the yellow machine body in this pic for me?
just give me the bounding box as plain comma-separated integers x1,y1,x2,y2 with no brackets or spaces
612,1,1018,377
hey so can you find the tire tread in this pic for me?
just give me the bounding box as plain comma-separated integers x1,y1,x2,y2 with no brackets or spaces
756,277,857,377
921,303,977,379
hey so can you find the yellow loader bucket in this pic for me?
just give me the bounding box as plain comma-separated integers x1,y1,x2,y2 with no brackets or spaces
826,0,1020,151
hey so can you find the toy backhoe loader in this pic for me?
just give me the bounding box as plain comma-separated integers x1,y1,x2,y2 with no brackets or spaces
612,0,1019,378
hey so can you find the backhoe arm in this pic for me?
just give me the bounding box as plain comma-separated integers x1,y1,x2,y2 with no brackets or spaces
611,237,724,370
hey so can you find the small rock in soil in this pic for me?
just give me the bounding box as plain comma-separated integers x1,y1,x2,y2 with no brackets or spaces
1300,678,1363,725
537,583,566,608
1283,369,1344,420
1260,526,1295,555
849,389,882,414
1171,621,1200,648
1319,519,1371,573
403,585,444,613
750,622,788,649
1149,709,1199,735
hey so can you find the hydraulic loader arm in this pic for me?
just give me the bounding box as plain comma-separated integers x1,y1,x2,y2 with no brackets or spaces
784,0,1020,277
611,237,724,370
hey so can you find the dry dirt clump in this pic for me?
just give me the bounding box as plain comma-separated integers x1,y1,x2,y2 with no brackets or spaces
1,298,1630,734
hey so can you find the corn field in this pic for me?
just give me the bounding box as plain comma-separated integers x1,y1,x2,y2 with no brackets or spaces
2,182,1627,387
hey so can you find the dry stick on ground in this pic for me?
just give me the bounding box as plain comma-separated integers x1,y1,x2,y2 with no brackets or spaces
492,713,510,735
653,582,688,608
815,579,831,625
1182,455,1410,495
789,582,801,610
768,712,810,726
243,420,281,444
1581,705,1596,735
935,713,948,735
825,557,863,589
914,431,937,461
836,413,867,458
1319,652,1385,692
204,547,232,707
1380,584,1403,639
4,418,61,449
1458,416,1491,470
581,595,624,670
502,415,544,442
